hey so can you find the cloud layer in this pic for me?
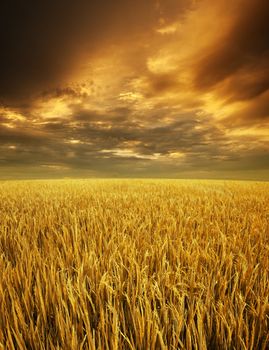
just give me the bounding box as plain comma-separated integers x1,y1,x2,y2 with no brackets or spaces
0,0,268,179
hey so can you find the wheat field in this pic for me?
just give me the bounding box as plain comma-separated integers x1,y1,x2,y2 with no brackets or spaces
0,179,268,349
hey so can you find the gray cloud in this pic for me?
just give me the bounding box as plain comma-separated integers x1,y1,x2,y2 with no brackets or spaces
1,106,268,179
194,0,269,94
1,0,268,179
0,0,192,107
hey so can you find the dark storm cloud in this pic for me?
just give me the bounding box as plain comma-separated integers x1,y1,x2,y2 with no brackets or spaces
0,106,268,179
0,124,44,145
145,73,181,96
218,62,269,104
0,0,268,180
41,87,89,100
194,0,269,103
0,109,256,159
71,107,131,123
224,90,269,126
0,0,192,106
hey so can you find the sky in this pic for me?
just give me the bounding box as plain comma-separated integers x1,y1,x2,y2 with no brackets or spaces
0,0,268,180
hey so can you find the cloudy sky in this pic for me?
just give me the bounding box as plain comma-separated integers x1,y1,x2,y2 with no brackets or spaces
0,0,268,179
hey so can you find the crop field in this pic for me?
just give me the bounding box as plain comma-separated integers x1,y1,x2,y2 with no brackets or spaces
0,179,268,349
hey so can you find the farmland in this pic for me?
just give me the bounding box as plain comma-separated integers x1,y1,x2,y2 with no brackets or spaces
0,179,268,349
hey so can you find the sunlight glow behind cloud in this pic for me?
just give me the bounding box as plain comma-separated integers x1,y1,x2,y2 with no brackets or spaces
0,0,268,179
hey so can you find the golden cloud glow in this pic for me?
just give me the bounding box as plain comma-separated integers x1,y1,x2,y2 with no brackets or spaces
0,0,268,179
35,98,73,120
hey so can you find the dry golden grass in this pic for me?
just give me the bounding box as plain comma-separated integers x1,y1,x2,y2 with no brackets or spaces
0,179,268,349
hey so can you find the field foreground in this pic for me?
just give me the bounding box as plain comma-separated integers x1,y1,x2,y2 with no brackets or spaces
0,179,268,349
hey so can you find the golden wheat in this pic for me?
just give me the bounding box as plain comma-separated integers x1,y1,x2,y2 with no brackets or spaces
0,179,268,349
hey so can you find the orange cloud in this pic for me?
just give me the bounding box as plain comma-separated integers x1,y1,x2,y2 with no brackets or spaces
0,0,268,179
